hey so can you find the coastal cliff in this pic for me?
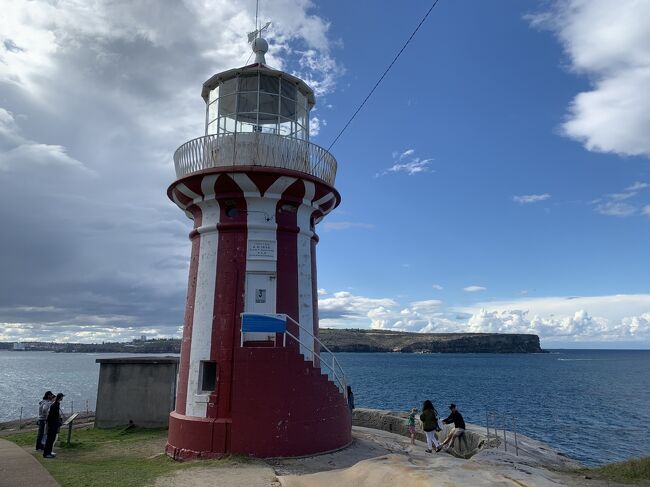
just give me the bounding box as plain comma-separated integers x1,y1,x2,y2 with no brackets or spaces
1,330,542,354
318,329,543,353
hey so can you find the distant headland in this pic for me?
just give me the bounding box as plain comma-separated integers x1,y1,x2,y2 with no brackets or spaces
1,329,543,354
319,329,543,353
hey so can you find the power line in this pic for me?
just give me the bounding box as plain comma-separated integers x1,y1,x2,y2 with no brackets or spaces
326,0,442,152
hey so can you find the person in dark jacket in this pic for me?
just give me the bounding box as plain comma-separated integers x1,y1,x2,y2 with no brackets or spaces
437,403,465,452
347,386,355,412
419,399,441,453
43,393,64,458
35,391,54,451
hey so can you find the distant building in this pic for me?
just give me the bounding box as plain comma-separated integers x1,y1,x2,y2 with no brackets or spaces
12,342,26,351
140,334,147,342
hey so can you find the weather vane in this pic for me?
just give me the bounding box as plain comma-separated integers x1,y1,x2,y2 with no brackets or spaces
247,0,271,43
247,21,271,44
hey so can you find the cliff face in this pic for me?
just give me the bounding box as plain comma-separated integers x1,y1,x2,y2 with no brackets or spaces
318,329,542,353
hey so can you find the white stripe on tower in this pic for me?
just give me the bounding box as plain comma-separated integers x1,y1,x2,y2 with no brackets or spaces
296,180,316,359
231,174,297,342
185,175,220,417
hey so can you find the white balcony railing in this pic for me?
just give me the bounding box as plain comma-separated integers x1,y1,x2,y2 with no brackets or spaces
173,133,338,186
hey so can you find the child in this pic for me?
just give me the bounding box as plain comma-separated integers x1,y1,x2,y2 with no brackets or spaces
406,407,418,445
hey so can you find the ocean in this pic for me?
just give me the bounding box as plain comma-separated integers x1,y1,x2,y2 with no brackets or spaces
1,349,648,466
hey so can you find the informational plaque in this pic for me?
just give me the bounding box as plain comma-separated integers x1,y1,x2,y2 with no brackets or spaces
248,240,276,260
255,289,267,303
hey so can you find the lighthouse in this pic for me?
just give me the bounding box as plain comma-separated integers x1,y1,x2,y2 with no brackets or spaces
165,36,351,459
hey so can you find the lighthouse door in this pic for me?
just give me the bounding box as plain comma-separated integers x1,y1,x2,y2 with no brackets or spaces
243,272,277,344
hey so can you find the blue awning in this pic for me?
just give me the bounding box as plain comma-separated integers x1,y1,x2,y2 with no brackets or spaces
241,313,287,333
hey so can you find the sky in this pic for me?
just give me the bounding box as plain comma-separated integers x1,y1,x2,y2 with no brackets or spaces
1,0,649,348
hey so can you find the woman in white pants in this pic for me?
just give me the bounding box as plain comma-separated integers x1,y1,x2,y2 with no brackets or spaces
419,400,441,453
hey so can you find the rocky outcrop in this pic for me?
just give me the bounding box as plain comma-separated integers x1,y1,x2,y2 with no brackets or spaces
353,408,486,459
319,329,543,353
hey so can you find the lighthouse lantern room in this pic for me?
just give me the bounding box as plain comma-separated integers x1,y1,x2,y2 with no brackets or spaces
166,36,350,459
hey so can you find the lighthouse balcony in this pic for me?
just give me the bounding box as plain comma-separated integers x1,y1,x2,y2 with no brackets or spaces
173,132,338,186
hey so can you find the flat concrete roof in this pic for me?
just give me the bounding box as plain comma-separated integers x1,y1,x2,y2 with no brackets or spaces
95,356,179,364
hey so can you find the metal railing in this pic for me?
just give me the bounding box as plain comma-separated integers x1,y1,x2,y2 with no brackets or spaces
173,132,338,185
486,410,520,456
284,315,347,399
239,313,348,399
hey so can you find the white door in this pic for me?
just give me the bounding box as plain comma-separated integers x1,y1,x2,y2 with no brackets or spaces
243,272,276,343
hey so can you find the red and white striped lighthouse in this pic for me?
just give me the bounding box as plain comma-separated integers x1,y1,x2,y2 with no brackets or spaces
165,37,351,459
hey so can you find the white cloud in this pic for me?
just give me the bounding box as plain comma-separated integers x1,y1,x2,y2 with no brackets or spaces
607,192,636,201
592,182,649,217
625,181,649,192
319,290,650,344
322,221,373,231
529,1,650,157
595,201,636,217
377,149,433,177
463,286,486,293
513,193,551,204
642,205,650,216
432,284,443,290
0,0,342,343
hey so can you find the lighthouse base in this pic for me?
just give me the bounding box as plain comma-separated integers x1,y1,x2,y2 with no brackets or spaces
166,347,352,459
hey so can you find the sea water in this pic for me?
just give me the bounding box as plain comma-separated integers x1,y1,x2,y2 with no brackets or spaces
1,349,649,466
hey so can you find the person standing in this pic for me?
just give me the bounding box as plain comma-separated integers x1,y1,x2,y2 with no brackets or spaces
35,391,53,451
437,403,465,452
347,386,355,413
43,393,64,459
419,400,441,453
406,407,418,445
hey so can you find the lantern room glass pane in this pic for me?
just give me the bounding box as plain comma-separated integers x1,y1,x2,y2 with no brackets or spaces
238,92,257,113
259,94,279,115
279,118,294,136
208,100,218,123
260,74,279,94
220,78,237,97
296,126,306,140
239,73,258,92
296,92,306,110
258,112,278,124
219,95,236,116
222,115,236,133
209,86,219,104
281,97,296,118
238,121,256,133
237,112,258,124
281,80,296,100
297,104,307,128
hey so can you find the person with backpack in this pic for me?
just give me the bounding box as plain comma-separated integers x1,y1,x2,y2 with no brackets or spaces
419,399,441,453
35,391,54,451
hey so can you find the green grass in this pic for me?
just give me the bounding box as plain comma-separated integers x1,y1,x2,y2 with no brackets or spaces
5,426,249,487
589,457,650,485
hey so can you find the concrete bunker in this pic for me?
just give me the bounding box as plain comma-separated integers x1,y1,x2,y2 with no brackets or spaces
95,356,179,428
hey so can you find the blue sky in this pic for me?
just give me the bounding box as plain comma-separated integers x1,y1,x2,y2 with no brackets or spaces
1,0,649,347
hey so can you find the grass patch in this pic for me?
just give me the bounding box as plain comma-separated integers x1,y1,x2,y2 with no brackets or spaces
5,426,248,487
589,456,650,485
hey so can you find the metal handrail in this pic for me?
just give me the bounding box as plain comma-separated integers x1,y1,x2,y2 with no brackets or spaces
173,132,338,185
239,312,348,398
284,329,347,399
285,314,348,399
